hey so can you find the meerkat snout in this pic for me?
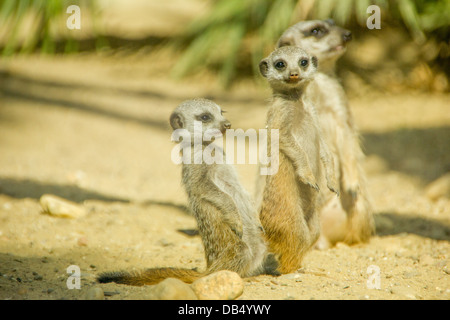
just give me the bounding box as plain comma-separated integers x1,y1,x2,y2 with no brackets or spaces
289,71,299,80
222,120,231,132
342,30,352,42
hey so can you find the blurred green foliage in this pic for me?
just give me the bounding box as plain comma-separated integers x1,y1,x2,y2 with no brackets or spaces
172,0,449,86
0,0,448,87
0,0,98,55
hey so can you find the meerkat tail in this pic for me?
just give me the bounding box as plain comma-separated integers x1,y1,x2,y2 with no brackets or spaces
97,267,203,286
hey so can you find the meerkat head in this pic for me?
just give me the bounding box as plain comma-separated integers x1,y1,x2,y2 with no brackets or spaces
259,46,317,93
170,98,231,136
276,19,352,69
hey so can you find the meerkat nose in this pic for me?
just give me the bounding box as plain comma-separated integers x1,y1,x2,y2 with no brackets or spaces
222,121,231,130
289,72,299,79
343,31,352,42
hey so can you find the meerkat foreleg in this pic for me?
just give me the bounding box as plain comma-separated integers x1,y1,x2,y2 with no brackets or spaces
336,124,361,200
280,137,319,191
319,135,339,195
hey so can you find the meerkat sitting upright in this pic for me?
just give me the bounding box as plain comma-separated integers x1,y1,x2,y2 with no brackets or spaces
258,46,338,274
276,19,375,247
98,98,278,286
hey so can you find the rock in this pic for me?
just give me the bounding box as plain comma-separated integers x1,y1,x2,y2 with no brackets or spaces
33,274,43,281
40,194,86,219
147,278,197,300
86,287,105,300
190,270,243,300
425,173,450,201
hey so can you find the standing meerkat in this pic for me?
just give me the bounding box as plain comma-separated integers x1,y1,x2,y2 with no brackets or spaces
258,46,338,274
98,98,278,286
276,19,375,247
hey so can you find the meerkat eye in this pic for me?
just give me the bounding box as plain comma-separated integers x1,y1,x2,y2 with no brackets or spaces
197,113,212,122
310,27,326,37
274,60,286,70
300,59,309,67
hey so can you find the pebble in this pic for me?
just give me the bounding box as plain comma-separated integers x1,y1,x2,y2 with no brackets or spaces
424,173,450,201
279,273,302,280
85,287,105,300
33,274,43,281
77,237,88,247
40,194,86,219
190,270,243,300
146,278,197,300
403,271,421,279
157,238,172,247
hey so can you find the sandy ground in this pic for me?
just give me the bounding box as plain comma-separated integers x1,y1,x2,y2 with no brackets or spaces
0,2,449,300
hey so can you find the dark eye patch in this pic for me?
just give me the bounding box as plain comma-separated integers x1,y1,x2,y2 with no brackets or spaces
309,26,328,38
300,59,309,67
196,113,213,122
274,60,286,70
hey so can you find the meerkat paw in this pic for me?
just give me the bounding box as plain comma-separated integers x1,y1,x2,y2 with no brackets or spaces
298,170,320,191
227,220,244,239
341,167,360,201
342,181,359,202
326,175,340,197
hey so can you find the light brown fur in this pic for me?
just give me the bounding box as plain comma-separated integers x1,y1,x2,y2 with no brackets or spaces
258,47,338,273
276,19,375,247
98,98,278,286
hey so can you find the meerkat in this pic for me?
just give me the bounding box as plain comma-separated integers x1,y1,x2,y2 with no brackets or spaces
258,46,338,274
98,98,278,286
275,19,375,247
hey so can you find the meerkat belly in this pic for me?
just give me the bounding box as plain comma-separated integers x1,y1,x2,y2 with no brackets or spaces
292,124,321,177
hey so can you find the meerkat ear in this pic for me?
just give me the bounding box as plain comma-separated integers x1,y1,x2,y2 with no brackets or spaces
169,112,184,130
311,56,318,68
276,36,293,48
259,59,269,77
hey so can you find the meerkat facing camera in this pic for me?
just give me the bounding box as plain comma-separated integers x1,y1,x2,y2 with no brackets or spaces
276,19,375,247
258,46,338,273
98,98,278,286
